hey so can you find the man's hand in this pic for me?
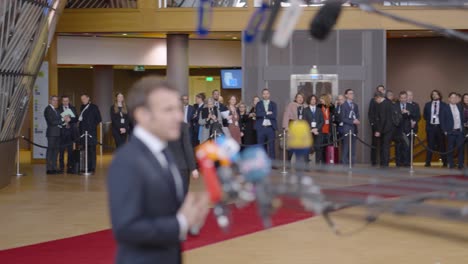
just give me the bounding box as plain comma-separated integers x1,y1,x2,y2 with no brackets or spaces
178,192,210,229
311,128,319,135
353,119,361,125
191,169,199,179
411,120,416,128
267,111,273,115
375,132,381,137
120,128,126,134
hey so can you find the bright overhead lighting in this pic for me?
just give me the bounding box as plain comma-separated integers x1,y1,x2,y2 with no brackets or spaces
122,33,128,36
403,35,408,37
232,37,238,40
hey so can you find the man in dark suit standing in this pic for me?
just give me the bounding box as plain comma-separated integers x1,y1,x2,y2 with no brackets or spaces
423,90,447,167
169,122,198,195
304,95,324,164
191,93,205,147
212,90,228,124
441,92,465,169
340,89,360,165
58,95,78,173
407,91,421,133
396,91,413,167
374,92,395,168
107,77,210,264
368,85,385,166
78,94,102,173
182,95,195,127
44,96,64,174
255,88,278,160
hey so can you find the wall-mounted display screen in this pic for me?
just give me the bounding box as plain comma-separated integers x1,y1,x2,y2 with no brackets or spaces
221,69,242,89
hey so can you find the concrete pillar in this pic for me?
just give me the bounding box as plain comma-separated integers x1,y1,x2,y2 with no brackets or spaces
92,65,114,123
166,34,189,95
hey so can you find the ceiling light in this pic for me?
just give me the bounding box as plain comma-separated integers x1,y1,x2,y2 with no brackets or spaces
90,66,93,69
232,37,238,40
122,33,128,36
403,35,408,37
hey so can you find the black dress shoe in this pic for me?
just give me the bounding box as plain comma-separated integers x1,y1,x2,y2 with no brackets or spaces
46,170,56,175
424,163,431,167
56,170,64,174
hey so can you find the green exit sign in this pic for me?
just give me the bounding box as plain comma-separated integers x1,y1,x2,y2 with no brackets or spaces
205,76,214,82
134,65,145,72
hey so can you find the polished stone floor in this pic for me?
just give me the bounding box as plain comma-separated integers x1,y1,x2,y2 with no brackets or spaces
1,151,468,264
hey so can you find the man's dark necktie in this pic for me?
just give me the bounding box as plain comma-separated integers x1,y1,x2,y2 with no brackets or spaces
162,148,183,201
433,101,437,124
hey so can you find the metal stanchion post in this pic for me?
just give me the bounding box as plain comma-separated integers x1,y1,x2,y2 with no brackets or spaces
14,137,25,176
99,122,103,166
410,129,415,174
281,129,287,175
81,131,92,176
349,129,352,170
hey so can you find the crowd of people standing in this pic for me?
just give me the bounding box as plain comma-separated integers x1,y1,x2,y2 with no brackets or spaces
45,85,467,175
183,86,467,169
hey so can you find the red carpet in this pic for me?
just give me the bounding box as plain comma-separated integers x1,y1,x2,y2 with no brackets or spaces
0,175,464,264
0,201,313,264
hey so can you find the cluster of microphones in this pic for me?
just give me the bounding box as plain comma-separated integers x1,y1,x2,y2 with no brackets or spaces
198,1,468,44
195,120,328,230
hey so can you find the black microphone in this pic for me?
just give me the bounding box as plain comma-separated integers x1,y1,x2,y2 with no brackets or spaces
309,0,343,41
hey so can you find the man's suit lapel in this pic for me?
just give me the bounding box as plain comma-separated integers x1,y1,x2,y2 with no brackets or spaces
132,137,179,203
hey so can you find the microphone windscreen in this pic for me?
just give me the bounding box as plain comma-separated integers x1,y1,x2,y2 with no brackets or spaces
309,1,343,40
215,135,240,163
287,120,312,150
239,146,271,183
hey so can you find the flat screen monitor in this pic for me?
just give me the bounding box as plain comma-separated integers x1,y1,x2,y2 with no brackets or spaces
221,69,242,89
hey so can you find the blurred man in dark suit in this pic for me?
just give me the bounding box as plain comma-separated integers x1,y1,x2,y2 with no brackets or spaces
396,91,414,167
255,88,278,160
368,85,385,166
374,92,395,168
191,93,205,147
423,90,447,167
407,91,421,133
107,77,210,264
441,92,465,169
78,94,102,173
182,95,195,127
44,95,65,174
340,89,360,165
169,122,199,195
58,95,78,173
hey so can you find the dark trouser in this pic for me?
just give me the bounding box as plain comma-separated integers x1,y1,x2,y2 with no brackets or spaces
447,131,465,168
342,132,356,165
59,131,74,170
59,140,74,170
425,125,447,165
81,135,97,171
379,130,394,167
87,144,97,171
371,127,378,166
257,126,276,160
396,133,411,166
312,133,322,164
46,136,60,171
320,133,331,163
112,130,127,148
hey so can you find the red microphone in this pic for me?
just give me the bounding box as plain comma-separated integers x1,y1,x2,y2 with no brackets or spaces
196,142,223,204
